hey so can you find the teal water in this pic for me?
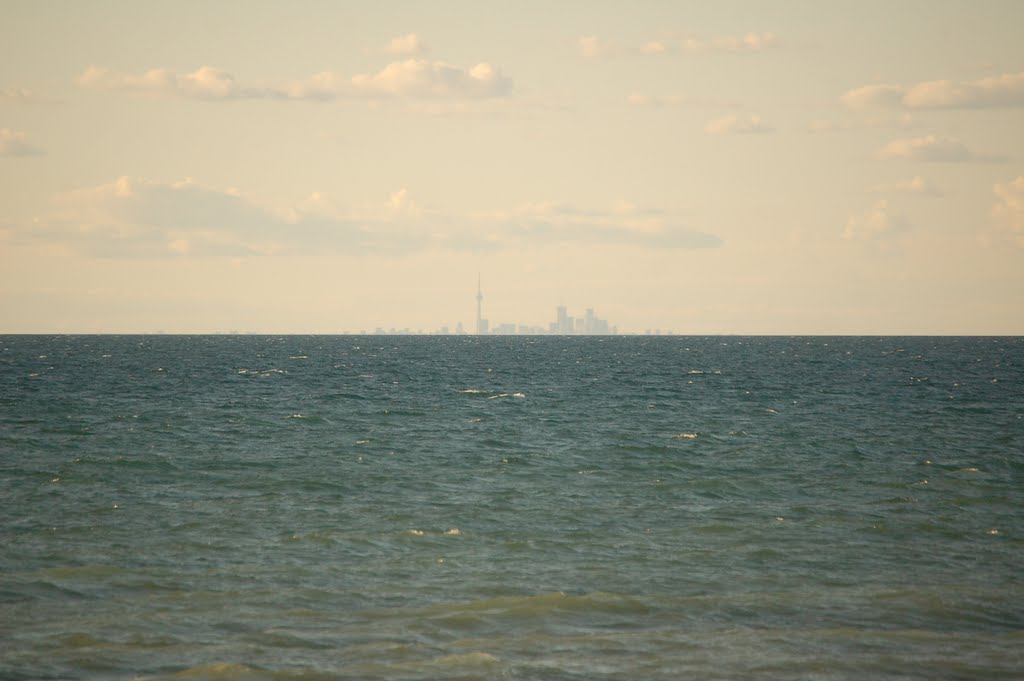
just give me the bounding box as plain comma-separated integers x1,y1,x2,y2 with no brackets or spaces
1,335,1022,680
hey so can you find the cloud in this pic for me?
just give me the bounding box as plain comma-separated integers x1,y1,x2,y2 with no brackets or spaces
348,59,512,99
842,70,1024,109
78,65,277,100
579,31,778,58
705,32,779,53
627,93,682,107
488,200,722,249
841,84,906,109
874,176,944,197
905,72,1024,108
992,176,1024,246
628,93,742,108
876,135,1000,162
807,113,915,133
578,35,616,58
0,87,54,104
78,60,513,101
43,176,290,256
383,33,427,56
58,177,273,230
1,87,31,102
639,41,667,55
0,128,44,157
842,200,908,240
671,31,780,55
35,177,444,257
13,177,721,257
704,113,772,135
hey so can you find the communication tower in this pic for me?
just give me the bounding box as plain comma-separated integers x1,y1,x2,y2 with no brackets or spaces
476,275,486,335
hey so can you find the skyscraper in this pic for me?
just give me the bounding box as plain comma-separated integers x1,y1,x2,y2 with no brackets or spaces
555,304,574,335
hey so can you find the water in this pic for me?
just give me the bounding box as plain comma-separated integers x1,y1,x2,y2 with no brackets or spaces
1,335,1021,680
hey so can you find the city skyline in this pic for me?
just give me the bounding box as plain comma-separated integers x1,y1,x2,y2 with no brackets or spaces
468,277,617,336
1,3,1023,334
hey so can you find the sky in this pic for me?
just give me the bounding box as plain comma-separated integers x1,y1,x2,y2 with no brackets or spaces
1,0,1023,334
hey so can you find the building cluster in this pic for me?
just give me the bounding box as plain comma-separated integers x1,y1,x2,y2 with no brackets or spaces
550,305,613,335
467,279,617,336
368,280,621,335
466,309,616,336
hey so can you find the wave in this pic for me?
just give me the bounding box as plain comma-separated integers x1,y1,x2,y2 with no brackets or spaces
146,663,274,680
428,651,500,667
459,389,526,399
401,528,461,537
236,368,286,377
375,591,653,625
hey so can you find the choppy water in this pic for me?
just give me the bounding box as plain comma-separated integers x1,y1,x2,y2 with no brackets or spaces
1,335,1022,680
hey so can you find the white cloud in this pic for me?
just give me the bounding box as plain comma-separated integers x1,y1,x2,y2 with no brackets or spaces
707,31,779,53
842,200,908,240
389,188,412,211
579,31,778,58
15,177,721,257
78,59,513,101
46,176,288,255
293,191,343,220
0,128,44,157
842,71,1024,109
704,113,772,135
78,65,275,100
283,71,346,101
627,93,683,107
401,98,525,117
651,31,780,55
807,113,915,133
877,135,987,162
37,177,447,256
841,84,905,109
874,176,944,197
1,87,30,101
383,33,427,56
905,72,1024,108
349,59,512,99
628,93,741,108
491,200,719,247
578,35,615,58
0,87,52,104
992,176,1024,246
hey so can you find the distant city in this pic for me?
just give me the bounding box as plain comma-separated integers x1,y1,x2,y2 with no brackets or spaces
367,279,676,336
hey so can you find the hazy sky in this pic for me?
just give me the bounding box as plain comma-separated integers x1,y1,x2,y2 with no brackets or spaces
2,1,1023,334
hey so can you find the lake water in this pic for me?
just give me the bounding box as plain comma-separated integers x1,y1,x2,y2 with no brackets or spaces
1,335,1021,680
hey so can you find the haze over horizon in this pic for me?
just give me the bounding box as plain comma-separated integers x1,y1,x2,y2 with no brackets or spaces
2,1,1023,335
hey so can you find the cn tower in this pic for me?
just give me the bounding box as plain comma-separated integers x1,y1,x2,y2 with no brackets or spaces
475,274,483,335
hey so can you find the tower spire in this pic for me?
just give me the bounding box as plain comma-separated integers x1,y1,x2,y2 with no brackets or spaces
475,274,484,335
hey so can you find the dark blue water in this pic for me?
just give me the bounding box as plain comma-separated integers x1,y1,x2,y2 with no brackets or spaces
1,335,1022,680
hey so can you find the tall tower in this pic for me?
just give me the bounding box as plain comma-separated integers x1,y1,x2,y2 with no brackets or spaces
475,275,484,335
